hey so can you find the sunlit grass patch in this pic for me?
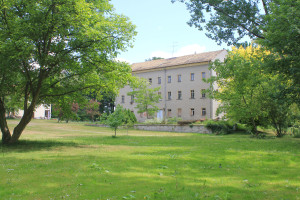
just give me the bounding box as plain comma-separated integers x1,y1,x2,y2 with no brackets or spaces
1,119,300,199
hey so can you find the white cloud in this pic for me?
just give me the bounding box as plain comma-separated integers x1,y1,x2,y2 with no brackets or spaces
150,44,206,59
174,44,206,57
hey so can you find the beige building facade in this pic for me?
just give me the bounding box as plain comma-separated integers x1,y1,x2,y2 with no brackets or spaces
16,104,51,119
116,50,227,122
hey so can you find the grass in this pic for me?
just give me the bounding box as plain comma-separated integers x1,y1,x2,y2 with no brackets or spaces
1,119,300,200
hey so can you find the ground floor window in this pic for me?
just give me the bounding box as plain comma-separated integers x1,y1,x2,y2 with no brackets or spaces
167,109,172,118
202,108,206,116
178,108,182,117
190,108,195,116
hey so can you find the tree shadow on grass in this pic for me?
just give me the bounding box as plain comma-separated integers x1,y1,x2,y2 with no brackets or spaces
0,140,78,153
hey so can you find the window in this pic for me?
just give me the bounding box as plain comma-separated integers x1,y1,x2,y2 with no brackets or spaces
168,76,171,83
201,89,206,98
158,92,162,101
130,95,134,104
178,75,181,82
177,91,182,100
178,108,182,117
121,95,125,103
167,109,172,118
202,108,206,116
158,77,161,84
191,73,194,81
149,78,152,85
168,91,172,100
190,90,195,99
202,72,206,79
190,108,195,116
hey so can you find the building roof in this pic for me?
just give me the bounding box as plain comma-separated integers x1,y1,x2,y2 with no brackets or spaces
132,49,226,72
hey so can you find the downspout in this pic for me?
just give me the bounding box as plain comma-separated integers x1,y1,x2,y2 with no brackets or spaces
163,67,167,122
209,61,213,119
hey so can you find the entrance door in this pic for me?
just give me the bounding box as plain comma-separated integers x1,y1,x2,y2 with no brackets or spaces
157,110,163,120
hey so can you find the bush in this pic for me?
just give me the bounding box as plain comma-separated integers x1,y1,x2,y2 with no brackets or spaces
204,120,234,134
178,120,197,126
98,113,108,124
143,118,163,125
236,123,249,132
290,126,300,138
166,117,182,124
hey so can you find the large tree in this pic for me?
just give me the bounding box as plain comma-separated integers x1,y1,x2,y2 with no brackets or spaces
0,0,136,144
172,0,268,46
259,0,300,102
206,46,293,136
173,0,299,95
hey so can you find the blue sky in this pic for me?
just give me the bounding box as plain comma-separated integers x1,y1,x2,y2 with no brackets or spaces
110,0,229,63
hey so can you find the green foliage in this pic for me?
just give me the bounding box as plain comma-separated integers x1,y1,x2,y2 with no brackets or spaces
105,105,136,137
98,112,109,124
291,127,300,138
128,79,161,119
143,118,163,125
166,117,182,124
259,0,300,97
204,120,233,135
172,0,267,46
85,99,100,122
288,108,300,138
0,0,136,143
52,93,85,122
145,57,164,61
4,96,23,118
105,105,126,137
206,46,293,137
123,109,137,126
175,0,299,104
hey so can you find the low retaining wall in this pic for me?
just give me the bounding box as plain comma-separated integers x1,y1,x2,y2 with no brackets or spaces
133,124,212,134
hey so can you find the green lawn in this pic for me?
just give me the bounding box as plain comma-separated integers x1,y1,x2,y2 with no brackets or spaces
1,120,300,200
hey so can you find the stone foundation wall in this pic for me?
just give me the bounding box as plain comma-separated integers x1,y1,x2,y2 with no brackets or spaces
133,124,211,134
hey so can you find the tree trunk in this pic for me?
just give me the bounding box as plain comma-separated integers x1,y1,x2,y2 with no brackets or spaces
9,103,35,144
251,119,258,135
0,99,12,144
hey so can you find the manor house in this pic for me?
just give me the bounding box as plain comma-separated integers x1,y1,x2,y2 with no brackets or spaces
116,50,227,122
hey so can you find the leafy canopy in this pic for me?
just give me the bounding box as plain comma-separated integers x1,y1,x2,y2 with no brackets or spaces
206,45,293,136
105,105,136,137
259,0,300,98
0,0,136,144
172,0,268,46
173,0,299,95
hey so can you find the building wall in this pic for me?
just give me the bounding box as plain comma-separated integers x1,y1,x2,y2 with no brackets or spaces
116,51,227,122
134,124,212,134
16,104,51,119
117,63,214,122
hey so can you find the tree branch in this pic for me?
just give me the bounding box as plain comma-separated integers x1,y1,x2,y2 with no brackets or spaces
261,0,269,15
40,85,98,98
47,71,90,89
215,6,265,39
